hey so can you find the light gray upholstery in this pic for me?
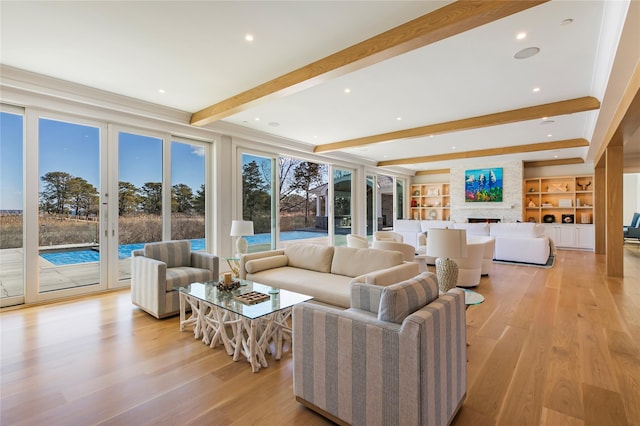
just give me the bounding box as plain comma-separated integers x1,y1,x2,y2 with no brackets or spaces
131,240,219,319
293,271,467,426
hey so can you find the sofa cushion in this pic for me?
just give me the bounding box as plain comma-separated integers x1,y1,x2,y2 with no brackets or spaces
490,222,539,238
144,240,191,268
420,220,454,232
245,255,289,274
285,244,334,273
331,246,403,277
453,222,490,236
246,266,351,308
378,272,439,324
165,266,215,292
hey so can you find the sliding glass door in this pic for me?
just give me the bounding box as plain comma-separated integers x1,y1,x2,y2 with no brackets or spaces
37,117,106,295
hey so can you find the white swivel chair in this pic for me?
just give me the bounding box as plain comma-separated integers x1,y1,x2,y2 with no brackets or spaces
371,240,416,262
468,236,496,276
346,234,369,248
452,240,484,288
373,231,403,242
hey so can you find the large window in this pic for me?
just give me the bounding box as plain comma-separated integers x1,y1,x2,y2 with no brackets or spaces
0,110,24,304
38,117,101,292
242,153,274,252
278,156,328,245
333,168,352,246
171,140,206,245
118,131,163,280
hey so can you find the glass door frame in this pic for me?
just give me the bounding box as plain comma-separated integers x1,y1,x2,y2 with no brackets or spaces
24,109,109,303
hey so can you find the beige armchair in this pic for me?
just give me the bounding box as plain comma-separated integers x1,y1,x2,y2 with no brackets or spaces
293,272,467,425
346,233,369,248
131,240,219,319
371,240,416,261
372,230,403,242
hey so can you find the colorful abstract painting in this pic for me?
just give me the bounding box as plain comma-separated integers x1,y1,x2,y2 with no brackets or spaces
465,168,503,202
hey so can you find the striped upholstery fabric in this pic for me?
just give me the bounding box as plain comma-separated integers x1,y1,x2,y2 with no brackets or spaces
131,241,218,319
293,287,466,426
350,282,384,314
144,240,191,268
378,272,439,324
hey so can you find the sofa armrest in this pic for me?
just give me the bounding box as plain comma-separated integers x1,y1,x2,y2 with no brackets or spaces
239,249,285,279
131,256,167,318
349,282,384,314
355,262,419,286
191,251,219,275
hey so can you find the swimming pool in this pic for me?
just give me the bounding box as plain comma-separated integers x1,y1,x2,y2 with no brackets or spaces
39,231,327,266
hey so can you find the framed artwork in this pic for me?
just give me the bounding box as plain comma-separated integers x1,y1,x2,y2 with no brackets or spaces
465,168,503,202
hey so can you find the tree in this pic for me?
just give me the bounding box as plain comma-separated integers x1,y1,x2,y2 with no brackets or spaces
194,184,206,214
119,181,140,215
40,171,73,214
242,160,269,221
68,177,98,217
141,182,162,215
172,183,194,213
290,161,324,227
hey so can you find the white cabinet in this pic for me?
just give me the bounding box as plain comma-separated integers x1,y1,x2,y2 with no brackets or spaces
542,224,594,251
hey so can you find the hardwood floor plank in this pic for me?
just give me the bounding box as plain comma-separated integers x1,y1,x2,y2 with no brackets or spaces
582,383,628,426
2,249,638,426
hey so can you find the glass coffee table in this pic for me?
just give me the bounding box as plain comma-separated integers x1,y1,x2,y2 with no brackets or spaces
177,280,312,372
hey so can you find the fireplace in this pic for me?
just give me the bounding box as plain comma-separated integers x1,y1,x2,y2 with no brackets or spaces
467,218,501,223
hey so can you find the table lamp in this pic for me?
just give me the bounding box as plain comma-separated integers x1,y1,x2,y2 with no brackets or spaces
426,228,467,292
230,220,254,256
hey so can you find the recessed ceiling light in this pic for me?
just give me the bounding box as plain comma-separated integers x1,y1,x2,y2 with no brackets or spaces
452,146,457,150
542,116,548,120
514,46,540,59
516,32,527,40
396,117,402,121
554,155,559,158
158,89,166,94
344,88,351,94
254,117,260,121
560,19,573,26
533,87,541,92
547,133,553,138
429,135,434,138
245,34,254,42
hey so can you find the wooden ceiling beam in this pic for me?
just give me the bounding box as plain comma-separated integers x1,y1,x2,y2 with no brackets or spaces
377,138,589,166
415,169,451,176
190,1,548,127
315,96,600,153
524,158,584,168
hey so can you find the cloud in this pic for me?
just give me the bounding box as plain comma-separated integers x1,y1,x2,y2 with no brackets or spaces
191,146,205,157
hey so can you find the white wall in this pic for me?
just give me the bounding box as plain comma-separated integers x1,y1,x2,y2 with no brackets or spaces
623,173,640,224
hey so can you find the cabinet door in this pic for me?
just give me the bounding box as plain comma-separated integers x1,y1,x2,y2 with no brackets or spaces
574,225,594,250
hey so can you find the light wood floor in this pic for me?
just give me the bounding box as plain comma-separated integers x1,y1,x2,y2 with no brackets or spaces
1,245,639,426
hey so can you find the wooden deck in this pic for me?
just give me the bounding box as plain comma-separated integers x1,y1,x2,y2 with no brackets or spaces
1,245,639,425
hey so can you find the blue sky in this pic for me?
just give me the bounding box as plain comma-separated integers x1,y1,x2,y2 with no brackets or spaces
0,113,205,210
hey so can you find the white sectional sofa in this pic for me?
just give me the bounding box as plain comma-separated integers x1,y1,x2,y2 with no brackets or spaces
489,222,550,265
239,243,419,308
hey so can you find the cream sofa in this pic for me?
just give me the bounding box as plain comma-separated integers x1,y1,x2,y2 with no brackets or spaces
239,243,419,308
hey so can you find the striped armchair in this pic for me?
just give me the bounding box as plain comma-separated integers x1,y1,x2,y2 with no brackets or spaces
293,272,466,426
131,240,219,319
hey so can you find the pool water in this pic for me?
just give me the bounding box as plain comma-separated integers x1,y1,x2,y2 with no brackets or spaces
39,231,326,266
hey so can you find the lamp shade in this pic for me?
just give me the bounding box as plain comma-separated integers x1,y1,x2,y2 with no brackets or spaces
426,228,468,259
230,220,254,237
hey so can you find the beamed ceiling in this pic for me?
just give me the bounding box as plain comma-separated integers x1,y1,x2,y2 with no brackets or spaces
1,1,639,173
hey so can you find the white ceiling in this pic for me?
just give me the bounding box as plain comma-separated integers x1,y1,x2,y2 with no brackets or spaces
1,1,638,173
